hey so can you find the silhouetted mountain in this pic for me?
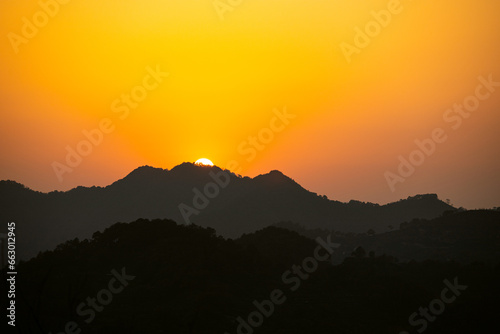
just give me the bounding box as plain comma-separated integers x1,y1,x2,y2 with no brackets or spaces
275,210,500,265
0,163,454,260
5,218,499,333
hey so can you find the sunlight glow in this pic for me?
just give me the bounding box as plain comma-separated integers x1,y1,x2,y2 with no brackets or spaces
195,158,214,166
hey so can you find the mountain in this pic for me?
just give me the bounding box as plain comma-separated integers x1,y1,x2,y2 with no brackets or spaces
0,163,453,260
276,210,500,265
6,218,500,333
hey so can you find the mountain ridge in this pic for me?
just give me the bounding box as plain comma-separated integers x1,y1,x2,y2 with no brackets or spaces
0,163,454,260
11,216,500,333
0,164,445,204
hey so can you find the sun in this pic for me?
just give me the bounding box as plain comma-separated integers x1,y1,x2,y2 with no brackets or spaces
195,158,214,166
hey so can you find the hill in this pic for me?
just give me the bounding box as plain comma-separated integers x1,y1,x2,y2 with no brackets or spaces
0,163,453,260
4,218,499,333
275,210,500,265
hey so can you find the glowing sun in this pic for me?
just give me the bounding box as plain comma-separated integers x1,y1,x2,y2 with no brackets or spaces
195,158,214,166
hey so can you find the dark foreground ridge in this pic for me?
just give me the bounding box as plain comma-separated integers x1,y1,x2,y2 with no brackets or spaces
3,217,499,333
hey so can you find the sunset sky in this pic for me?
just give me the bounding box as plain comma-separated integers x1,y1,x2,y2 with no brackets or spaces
1,0,499,209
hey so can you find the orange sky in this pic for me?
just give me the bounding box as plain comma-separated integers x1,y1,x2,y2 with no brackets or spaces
1,0,499,209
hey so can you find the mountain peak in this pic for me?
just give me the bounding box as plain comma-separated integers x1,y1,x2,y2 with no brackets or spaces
406,194,439,201
109,165,169,189
170,162,224,175
0,180,35,194
125,165,168,179
171,162,201,172
253,169,300,188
